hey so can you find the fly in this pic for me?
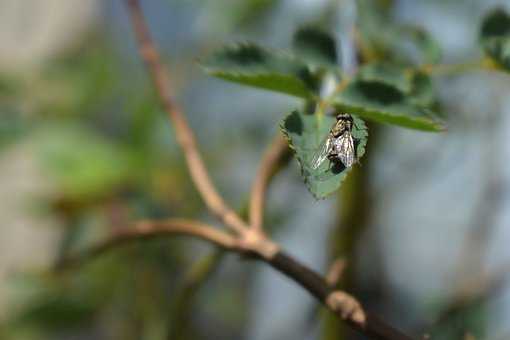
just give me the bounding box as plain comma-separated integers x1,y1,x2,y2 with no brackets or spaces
310,113,357,171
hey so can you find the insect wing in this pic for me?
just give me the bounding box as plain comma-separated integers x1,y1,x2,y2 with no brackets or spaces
310,134,332,170
336,132,355,168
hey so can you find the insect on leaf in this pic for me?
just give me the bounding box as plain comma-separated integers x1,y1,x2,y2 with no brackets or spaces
280,110,368,199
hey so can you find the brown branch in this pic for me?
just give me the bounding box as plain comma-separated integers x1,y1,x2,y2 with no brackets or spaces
265,251,413,340
61,216,413,340
121,2,414,340
249,134,289,231
125,0,247,234
56,219,237,269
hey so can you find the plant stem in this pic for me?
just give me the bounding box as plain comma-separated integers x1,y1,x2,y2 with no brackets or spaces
419,58,498,76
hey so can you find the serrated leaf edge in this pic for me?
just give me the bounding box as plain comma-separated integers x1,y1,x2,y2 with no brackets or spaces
279,111,368,199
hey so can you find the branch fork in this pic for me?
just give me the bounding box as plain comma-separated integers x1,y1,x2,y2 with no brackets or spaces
236,228,280,260
61,1,415,339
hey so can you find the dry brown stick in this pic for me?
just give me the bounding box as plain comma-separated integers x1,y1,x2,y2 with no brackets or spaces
125,0,247,234
57,219,238,269
64,221,412,340
263,251,412,340
60,220,413,340
249,134,288,231
122,2,413,339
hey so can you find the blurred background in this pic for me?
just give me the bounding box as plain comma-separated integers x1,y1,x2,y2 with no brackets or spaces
1,0,510,339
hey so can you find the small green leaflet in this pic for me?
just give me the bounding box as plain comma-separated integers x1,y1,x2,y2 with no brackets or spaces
356,63,414,93
480,7,510,72
280,110,368,199
200,43,317,98
396,25,442,65
356,0,442,65
292,26,338,69
333,63,444,131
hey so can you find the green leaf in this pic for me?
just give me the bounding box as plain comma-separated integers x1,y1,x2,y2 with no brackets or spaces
408,71,435,108
292,26,338,68
280,110,368,199
201,0,278,32
356,63,414,93
480,7,510,71
333,81,443,131
333,64,443,131
201,43,317,98
356,0,441,65
398,25,442,65
357,63,435,107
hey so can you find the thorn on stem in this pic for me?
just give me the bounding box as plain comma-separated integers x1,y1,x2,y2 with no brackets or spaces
326,291,366,325
326,258,346,287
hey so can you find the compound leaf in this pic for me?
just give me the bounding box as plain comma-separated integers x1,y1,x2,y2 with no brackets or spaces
333,64,444,131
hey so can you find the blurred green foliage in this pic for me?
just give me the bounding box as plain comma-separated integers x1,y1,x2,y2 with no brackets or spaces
0,34,212,340
481,7,510,71
1,1,508,340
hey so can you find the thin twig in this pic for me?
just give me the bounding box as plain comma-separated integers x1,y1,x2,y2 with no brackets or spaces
125,0,247,234
266,251,412,340
418,58,498,76
249,134,289,231
61,218,413,340
56,219,237,269
169,133,289,337
121,2,414,339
